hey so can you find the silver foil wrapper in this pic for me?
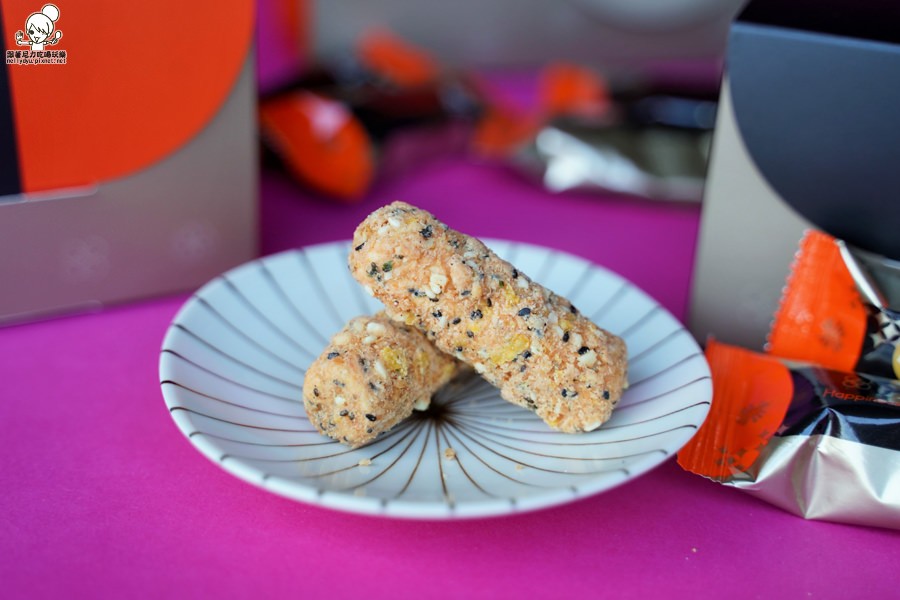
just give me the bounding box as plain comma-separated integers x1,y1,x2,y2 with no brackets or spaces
679,339,900,531
514,123,710,202
730,434,900,530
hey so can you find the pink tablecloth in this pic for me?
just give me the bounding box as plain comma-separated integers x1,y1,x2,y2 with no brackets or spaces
2,158,899,599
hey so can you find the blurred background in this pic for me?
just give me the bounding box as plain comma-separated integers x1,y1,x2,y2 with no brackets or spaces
259,0,744,90
1,0,745,325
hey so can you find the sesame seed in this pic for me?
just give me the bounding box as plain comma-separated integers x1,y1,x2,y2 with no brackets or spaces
578,346,590,355
327,352,339,359
420,224,433,239
577,349,597,367
354,242,365,251
366,321,386,336
366,414,377,421
451,317,461,324
470,309,483,319
517,307,531,317
562,331,570,342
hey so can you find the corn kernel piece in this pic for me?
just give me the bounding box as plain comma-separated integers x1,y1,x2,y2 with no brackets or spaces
489,334,530,365
500,284,520,306
380,347,409,378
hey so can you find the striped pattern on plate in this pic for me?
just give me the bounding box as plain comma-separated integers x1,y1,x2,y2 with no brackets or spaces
159,240,711,519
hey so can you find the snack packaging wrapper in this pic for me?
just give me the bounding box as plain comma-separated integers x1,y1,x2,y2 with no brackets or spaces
511,120,711,202
471,63,715,203
258,29,481,201
677,338,900,530
767,229,900,379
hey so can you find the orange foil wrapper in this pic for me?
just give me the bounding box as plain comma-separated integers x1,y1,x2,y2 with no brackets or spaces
768,229,900,380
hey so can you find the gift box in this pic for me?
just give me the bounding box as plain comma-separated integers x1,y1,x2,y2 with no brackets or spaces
0,1,258,325
689,0,900,350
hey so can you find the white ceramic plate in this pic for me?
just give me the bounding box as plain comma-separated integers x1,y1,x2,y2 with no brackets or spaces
160,240,711,519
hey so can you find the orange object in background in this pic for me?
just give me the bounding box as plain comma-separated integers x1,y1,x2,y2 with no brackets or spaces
1,0,254,194
538,62,611,120
469,106,540,160
470,62,611,160
357,28,440,89
259,91,375,201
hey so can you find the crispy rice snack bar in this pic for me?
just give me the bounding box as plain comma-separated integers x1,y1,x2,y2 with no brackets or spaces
349,201,628,432
303,311,459,448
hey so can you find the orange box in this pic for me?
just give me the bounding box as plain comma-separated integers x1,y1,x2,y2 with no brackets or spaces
0,1,258,324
